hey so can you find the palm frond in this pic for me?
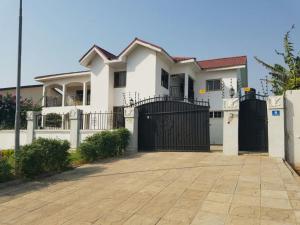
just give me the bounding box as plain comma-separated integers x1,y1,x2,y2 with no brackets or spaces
254,57,289,78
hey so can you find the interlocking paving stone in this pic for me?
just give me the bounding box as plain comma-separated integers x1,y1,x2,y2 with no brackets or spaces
0,152,299,225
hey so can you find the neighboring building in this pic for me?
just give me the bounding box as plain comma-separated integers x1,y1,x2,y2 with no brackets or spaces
34,38,248,145
0,84,43,105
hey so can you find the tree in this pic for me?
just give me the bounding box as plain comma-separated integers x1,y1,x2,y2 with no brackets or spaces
255,25,300,95
0,94,40,129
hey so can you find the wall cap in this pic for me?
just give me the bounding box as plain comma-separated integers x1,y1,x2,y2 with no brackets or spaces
69,109,81,119
124,107,135,118
223,98,239,111
267,95,284,109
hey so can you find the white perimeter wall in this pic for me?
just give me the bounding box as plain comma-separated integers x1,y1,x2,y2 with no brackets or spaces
0,130,27,150
35,130,71,142
285,90,300,170
0,129,105,150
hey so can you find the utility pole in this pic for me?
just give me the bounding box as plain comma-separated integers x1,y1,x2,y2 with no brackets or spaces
14,0,23,157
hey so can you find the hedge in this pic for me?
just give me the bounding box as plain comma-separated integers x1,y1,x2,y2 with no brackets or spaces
0,158,13,182
78,128,130,162
17,138,70,178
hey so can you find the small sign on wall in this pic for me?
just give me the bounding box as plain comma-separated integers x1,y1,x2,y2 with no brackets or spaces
244,87,251,92
199,89,206,94
272,110,280,116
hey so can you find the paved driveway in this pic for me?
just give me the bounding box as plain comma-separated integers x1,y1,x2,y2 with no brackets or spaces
1,152,300,225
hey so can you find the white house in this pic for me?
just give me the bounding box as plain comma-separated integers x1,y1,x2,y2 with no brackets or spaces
35,38,248,145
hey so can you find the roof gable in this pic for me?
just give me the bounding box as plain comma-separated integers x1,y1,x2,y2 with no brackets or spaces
79,38,246,71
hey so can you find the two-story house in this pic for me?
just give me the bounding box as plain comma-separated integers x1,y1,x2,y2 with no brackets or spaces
35,38,248,145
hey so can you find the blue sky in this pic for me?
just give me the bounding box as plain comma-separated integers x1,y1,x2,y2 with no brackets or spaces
0,0,299,92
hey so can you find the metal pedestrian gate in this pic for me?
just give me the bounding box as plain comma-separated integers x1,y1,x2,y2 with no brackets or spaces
238,94,268,152
136,97,210,151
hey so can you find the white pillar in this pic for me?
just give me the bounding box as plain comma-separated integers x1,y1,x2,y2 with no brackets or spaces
83,82,87,106
42,85,46,107
26,111,40,144
223,98,239,155
124,107,138,154
267,95,285,158
184,74,189,99
62,84,66,106
70,109,81,149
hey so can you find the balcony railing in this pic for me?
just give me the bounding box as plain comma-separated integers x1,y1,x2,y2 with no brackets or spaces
45,94,91,107
65,94,83,106
45,96,62,107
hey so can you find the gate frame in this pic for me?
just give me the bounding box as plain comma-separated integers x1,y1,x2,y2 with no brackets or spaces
238,93,269,152
131,96,210,152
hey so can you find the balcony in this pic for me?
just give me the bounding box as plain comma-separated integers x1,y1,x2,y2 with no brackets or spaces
43,82,91,108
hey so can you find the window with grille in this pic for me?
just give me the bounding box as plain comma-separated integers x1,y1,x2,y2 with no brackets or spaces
161,69,169,89
209,111,223,118
206,79,221,91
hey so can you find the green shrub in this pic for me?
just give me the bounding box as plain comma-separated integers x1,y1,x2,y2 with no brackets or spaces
114,128,130,154
78,142,98,162
78,128,130,162
0,149,14,159
97,131,119,157
18,138,70,178
0,158,13,182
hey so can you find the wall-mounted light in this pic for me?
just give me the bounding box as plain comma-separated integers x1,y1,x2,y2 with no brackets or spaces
129,98,134,107
229,87,235,98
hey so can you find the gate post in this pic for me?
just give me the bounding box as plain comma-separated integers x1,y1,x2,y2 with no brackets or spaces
223,98,239,155
26,111,40,144
267,95,285,158
70,109,81,149
124,107,138,154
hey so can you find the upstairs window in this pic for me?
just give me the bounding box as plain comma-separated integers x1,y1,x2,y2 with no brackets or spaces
114,71,126,88
206,79,221,91
161,69,169,89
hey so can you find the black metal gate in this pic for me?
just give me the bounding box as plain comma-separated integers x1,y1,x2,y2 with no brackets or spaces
136,97,210,151
239,94,268,152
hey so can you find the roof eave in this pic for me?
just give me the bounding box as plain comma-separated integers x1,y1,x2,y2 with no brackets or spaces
35,71,91,82
203,64,246,72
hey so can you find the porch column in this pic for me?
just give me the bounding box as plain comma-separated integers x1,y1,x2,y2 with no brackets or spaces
124,107,138,154
42,85,46,107
267,95,285,158
62,84,66,106
83,82,87,106
223,98,239,155
184,74,189,99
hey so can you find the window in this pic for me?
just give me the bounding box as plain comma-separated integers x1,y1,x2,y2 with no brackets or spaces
209,111,223,118
214,111,223,118
114,71,126,88
206,79,221,91
161,69,169,89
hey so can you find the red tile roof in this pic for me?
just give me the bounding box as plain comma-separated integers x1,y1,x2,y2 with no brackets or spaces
197,56,247,69
95,46,117,60
81,38,247,70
